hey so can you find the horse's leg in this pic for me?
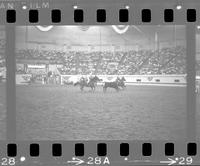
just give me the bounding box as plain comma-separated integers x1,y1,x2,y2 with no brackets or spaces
90,86,93,92
103,86,106,92
93,85,96,92
91,86,94,92
116,86,119,92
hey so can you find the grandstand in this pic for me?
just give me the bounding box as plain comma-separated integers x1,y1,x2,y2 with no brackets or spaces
16,47,186,75
15,26,189,85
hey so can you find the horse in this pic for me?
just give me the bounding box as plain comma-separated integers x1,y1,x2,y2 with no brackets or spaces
117,76,126,90
77,75,102,91
103,78,120,92
103,76,126,92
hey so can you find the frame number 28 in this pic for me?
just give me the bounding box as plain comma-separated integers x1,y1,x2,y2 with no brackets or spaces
1,158,16,166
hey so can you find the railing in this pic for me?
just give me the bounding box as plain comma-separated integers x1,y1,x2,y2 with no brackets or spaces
60,74,187,86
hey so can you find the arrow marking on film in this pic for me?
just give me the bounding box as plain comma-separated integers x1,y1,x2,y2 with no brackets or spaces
67,157,85,165
160,158,177,165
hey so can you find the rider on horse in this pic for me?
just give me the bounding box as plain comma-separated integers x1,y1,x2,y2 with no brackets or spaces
87,73,93,84
116,76,126,89
78,75,102,91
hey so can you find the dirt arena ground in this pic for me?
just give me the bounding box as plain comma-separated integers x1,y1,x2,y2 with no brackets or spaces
0,84,6,140
15,84,192,140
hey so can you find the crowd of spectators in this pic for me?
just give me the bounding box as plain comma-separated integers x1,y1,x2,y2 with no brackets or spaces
16,49,66,63
139,46,186,74
15,46,190,75
0,39,5,71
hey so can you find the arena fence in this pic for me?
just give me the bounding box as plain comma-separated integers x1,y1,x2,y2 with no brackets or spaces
16,74,188,86
60,74,187,86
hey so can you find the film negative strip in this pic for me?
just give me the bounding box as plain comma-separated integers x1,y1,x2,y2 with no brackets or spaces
0,0,200,165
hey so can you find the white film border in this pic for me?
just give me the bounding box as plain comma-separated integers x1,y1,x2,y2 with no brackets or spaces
0,0,200,166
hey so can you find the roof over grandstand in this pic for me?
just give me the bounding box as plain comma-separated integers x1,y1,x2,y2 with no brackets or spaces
16,25,185,48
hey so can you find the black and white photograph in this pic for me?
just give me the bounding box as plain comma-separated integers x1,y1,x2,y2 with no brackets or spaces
0,26,6,140
196,27,200,138
16,25,187,140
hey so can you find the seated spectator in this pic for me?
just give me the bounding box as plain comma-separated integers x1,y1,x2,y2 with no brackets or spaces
16,45,187,75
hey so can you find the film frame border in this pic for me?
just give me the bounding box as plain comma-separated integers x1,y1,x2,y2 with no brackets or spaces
0,0,199,24
0,0,200,165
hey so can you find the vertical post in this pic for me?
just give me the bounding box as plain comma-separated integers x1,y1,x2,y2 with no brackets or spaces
25,26,28,49
6,25,16,140
186,24,196,140
155,31,158,60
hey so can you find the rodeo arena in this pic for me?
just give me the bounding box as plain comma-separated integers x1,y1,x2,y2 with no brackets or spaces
0,25,199,140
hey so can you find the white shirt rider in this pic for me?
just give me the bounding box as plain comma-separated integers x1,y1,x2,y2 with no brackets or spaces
87,73,93,84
